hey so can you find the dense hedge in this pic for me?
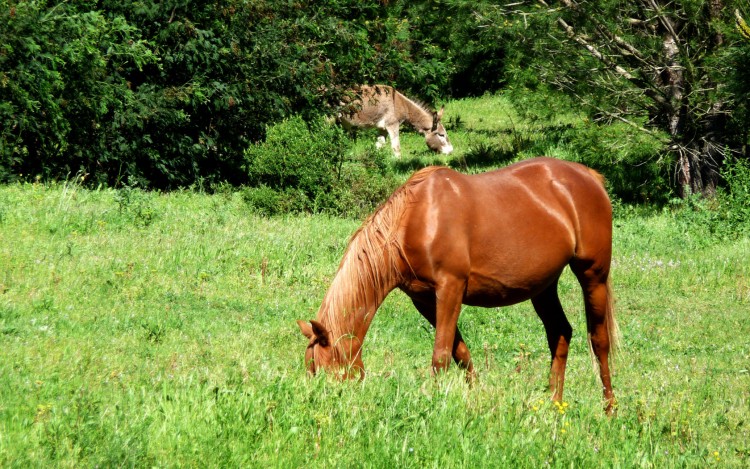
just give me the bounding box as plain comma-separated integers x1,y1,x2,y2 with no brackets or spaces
0,1,454,188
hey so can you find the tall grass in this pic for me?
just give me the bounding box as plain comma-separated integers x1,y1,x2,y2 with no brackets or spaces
1,177,748,467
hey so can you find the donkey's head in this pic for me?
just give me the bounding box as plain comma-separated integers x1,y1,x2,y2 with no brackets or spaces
297,319,364,380
424,107,453,155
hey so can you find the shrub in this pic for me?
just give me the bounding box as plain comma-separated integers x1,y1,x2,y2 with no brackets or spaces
670,157,750,241
243,117,398,218
717,157,750,235
329,148,400,218
561,121,671,204
243,116,346,210
0,3,156,185
113,179,159,228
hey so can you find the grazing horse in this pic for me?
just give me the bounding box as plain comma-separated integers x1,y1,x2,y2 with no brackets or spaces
338,85,453,158
298,157,619,412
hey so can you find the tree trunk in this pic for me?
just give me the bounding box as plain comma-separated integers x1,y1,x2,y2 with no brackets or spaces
673,138,721,198
656,1,724,198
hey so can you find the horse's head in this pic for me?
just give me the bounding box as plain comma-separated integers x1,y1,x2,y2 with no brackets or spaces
297,319,364,379
425,106,453,155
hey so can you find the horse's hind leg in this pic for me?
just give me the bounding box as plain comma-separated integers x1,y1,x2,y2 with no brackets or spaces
572,263,617,414
531,281,572,403
410,296,475,383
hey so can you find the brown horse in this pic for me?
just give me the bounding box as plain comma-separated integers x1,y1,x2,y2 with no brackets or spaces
298,157,619,412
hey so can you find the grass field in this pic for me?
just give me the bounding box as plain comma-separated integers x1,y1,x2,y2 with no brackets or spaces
1,95,749,467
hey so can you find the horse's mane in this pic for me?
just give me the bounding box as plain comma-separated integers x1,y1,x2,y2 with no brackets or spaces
318,166,444,345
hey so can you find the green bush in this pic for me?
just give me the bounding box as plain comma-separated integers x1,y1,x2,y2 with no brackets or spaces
717,157,750,235
242,117,398,218
670,157,750,241
561,121,671,204
0,1,456,189
330,147,400,218
0,3,156,185
243,116,346,207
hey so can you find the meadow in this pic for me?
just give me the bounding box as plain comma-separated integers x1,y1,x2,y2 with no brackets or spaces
1,94,749,467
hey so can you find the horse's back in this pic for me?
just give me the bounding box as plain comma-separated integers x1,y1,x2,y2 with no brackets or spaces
406,157,610,226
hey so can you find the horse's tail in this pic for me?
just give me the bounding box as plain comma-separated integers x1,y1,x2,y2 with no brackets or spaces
605,275,620,359
588,274,620,372
587,167,607,188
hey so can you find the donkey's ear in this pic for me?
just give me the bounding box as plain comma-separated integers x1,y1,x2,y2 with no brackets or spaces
309,320,331,347
297,320,314,339
431,106,444,131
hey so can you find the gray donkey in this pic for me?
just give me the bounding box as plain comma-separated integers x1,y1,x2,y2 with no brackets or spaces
338,85,453,158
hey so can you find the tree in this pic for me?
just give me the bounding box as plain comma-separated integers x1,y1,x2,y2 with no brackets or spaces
489,0,747,197
0,2,155,183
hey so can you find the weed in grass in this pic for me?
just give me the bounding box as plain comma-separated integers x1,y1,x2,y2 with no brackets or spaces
113,181,158,228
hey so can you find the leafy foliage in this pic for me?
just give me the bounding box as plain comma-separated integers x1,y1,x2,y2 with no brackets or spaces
2,0,750,207
0,1,451,188
671,157,750,240
0,2,156,184
242,116,398,218
560,121,671,204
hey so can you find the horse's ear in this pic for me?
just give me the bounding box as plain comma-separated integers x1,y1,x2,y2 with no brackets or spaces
297,320,314,339
437,106,445,121
310,320,330,347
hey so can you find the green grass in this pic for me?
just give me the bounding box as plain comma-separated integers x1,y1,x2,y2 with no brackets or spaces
1,95,749,467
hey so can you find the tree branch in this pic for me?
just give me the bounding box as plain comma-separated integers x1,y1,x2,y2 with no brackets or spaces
547,9,670,109
557,0,652,67
646,0,681,45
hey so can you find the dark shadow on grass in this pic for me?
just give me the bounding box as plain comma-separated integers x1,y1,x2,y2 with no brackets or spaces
390,154,437,174
448,142,521,172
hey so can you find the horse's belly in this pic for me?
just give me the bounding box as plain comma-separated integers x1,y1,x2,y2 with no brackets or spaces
463,280,534,308
463,263,566,308
463,288,531,308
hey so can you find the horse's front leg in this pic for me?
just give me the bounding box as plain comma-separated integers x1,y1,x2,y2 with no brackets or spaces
410,296,475,383
431,279,466,375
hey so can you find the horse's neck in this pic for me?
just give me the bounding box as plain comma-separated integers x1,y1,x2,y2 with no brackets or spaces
394,92,432,133
316,252,399,359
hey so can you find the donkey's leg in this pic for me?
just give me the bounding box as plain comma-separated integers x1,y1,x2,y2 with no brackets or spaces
531,282,573,404
385,124,401,157
431,278,466,374
572,265,616,414
411,296,475,382
375,129,388,150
